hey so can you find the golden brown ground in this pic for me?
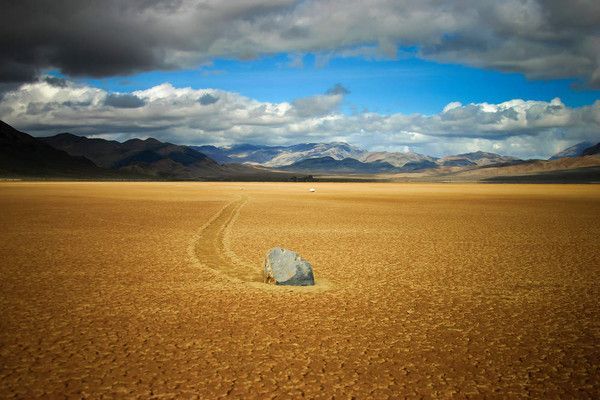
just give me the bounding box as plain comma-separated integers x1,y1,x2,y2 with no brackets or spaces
0,182,599,398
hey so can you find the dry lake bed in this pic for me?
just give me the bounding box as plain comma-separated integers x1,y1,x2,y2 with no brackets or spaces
0,182,599,398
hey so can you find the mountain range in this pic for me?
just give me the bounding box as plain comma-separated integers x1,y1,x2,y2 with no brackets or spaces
40,133,226,179
0,121,291,180
1,120,599,182
191,142,521,170
190,142,368,167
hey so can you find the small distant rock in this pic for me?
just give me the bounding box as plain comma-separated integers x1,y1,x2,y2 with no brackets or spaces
264,247,315,286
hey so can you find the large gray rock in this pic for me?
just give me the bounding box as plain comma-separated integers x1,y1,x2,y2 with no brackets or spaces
264,247,315,286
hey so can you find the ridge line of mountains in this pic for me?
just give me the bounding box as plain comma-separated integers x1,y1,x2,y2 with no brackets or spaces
1,120,599,182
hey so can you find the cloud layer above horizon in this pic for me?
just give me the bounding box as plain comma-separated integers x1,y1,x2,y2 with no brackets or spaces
1,78,598,158
1,0,600,87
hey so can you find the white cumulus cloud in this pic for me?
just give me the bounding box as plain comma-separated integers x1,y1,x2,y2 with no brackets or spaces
0,78,598,159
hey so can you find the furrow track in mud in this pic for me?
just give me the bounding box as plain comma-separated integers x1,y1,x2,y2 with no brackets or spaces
188,196,261,283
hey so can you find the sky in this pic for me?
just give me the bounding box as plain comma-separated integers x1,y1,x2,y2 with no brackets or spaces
0,0,599,158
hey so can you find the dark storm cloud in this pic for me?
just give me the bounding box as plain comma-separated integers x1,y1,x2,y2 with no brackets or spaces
1,0,599,85
104,93,146,108
0,61,38,83
0,83,22,101
0,0,175,82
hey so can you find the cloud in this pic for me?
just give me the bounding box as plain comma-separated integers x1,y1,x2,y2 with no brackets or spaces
104,93,146,108
326,84,350,96
442,101,462,113
291,84,349,117
43,76,68,88
0,79,598,159
291,95,342,118
198,93,219,105
1,1,599,86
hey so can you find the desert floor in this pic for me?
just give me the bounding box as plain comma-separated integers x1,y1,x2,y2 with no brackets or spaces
0,182,599,398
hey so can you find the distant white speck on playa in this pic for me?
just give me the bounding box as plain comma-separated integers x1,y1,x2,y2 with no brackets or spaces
309,188,316,192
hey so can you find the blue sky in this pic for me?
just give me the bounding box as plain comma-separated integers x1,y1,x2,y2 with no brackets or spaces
79,52,598,116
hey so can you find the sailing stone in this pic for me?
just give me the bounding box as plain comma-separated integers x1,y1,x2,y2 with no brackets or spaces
263,247,315,286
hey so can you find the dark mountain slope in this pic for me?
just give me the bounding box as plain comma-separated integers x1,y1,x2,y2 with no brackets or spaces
41,133,226,179
582,142,600,156
549,141,594,160
0,121,110,178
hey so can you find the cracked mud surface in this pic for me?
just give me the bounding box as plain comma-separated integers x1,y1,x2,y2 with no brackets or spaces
0,182,599,398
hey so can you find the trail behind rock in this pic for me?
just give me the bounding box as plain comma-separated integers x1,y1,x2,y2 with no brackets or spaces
190,196,262,283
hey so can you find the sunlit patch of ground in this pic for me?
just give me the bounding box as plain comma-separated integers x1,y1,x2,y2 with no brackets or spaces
0,182,598,398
